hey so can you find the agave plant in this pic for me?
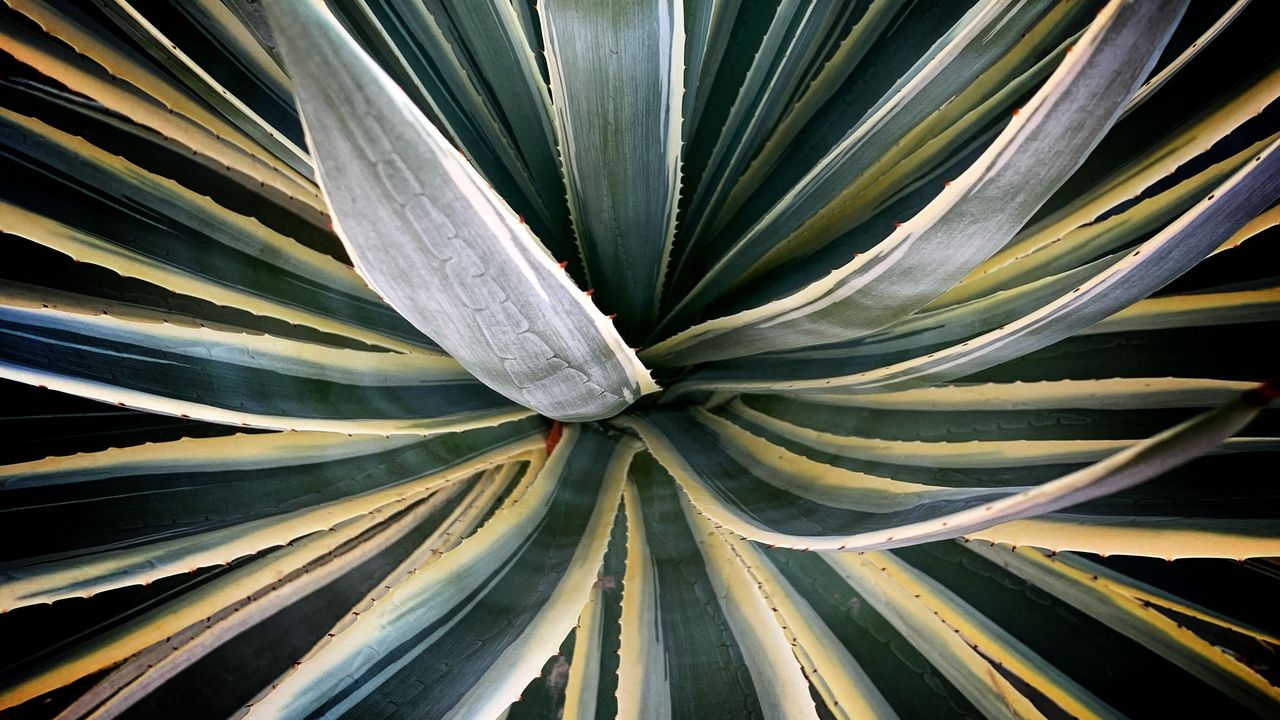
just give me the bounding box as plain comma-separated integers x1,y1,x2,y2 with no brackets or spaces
1,0,1278,717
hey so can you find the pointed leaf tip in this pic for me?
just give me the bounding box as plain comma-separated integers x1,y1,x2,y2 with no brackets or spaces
265,0,657,421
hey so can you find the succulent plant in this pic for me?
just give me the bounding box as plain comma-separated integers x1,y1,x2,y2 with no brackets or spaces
1,0,1278,718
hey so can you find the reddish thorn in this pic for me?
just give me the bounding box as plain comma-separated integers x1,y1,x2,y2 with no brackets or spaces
893,222,903,228
517,214,526,225
545,420,563,455
585,288,595,297
943,180,953,187
607,313,617,320
1012,107,1022,116
1245,379,1280,406
558,260,569,269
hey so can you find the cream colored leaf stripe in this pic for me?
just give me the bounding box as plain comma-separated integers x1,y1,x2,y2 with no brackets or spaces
723,398,1278,468
967,514,1280,560
616,383,1272,550
0,433,541,611
964,543,1280,717
823,550,1122,720
240,425,633,720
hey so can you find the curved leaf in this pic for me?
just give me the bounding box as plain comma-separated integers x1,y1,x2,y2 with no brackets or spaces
647,0,1185,366
615,383,1272,550
239,423,632,720
266,0,657,421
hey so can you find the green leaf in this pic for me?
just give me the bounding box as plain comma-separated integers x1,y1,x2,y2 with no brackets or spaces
765,547,986,718
616,453,818,719
0,3,321,213
939,75,1280,309
654,0,1086,335
0,421,543,610
239,423,632,720
615,384,1272,550
1079,287,1280,336
673,135,1280,395
0,283,527,433
55,465,523,720
327,0,555,247
1122,0,1253,114
0,471,497,714
0,107,425,351
822,550,1122,719
86,0,312,178
722,396,1276,469
692,0,899,250
647,0,1186,367
968,514,1280,560
965,543,1280,716
539,0,684,334
789,377,1262,412
429,0,568,231
894,541,1280,717
266,0,658,421
680,0,853,248
708,535,897,720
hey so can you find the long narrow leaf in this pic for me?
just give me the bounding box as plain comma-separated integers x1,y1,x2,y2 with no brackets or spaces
539,0,684,334
266,0,657,421
646,0,1185,366
615,384,1273,550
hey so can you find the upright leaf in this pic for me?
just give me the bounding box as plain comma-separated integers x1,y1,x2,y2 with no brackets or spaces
539,0,684,335
266,0,657,421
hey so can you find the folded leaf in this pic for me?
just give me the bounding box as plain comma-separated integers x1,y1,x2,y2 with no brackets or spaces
266,1,657,421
